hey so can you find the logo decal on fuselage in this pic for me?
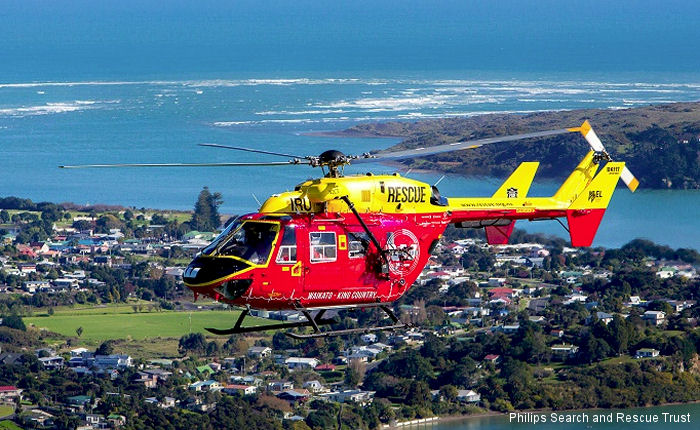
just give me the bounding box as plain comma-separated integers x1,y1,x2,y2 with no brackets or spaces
386,186,426,203
588,190,602,202
385,229,420,276
290,197,311,212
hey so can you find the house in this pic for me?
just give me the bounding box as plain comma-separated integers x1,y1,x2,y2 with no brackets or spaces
39,356,65,370
223,384,257,396
502,324,520,334
107,414,126,427
550,329,564,338
635,348,660,359
488,278,507,287
65,395,95,411
268,381,294,392
83,413,104,427
551,344,579,359
277,389,310,404
643,310,665,326
188,380,222,392
247,346,272,359
483,354,500,364
528,316,545,324
94,354,132,370
134,372,158,388
360,333,377,343
656,267,676,279
302,380,325,393
20,409,55,427
285,357,319,370
588,311,613,325
196,364,215,375
324,390,375,406
70,347,90,357
0,385,22,401
314,363,336,372
143,368,172,381
23,280,50,293
456,389,481,403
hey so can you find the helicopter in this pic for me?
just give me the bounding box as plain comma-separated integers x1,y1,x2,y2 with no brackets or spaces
61,121,637,338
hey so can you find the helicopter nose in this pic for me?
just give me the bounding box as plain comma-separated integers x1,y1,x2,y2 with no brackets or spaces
183,257,251,287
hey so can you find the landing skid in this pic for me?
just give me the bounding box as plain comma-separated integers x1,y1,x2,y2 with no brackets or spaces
205,307,336,336
205,304,410,339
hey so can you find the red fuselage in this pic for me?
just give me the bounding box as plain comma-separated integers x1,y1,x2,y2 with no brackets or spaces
183,211,450,310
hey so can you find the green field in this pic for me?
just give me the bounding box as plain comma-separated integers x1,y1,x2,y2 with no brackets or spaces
0,421,21,430
0,405,14,418
26,309,272,342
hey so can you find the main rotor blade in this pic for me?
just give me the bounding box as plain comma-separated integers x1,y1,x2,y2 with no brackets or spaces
199,143,308,159
352,128,574,164
59,161,310,168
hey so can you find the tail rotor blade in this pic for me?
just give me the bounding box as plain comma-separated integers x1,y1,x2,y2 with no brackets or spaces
570,120,639,192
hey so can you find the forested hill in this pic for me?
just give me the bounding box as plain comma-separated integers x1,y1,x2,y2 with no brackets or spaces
336,102,700,189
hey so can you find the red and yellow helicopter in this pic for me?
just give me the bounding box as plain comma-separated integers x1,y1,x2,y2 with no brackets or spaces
61,121,637,338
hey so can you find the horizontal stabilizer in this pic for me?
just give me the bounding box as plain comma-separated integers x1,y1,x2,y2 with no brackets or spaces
492,162,539,199
485,221,516,245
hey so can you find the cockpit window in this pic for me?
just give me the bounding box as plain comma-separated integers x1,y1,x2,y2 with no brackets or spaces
201,217,242,256
204,221,279,265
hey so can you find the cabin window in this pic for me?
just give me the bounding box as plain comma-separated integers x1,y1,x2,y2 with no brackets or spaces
276,226,297,264
310,232,337,262
348,232,370,259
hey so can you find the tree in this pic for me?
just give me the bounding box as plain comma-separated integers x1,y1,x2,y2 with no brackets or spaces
190,187,223,231
96,340,115,355
179,333,207,354
344,359,366,387
1,315,26,331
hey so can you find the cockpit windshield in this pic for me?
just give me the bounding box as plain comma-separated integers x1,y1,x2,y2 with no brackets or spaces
202,221,279,265
202,217,242,256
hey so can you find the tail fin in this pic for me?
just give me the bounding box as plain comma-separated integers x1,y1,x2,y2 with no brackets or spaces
485,222,516,245
553,150,599,204
485,162,538,244
566,162,625,246
492,162,539,199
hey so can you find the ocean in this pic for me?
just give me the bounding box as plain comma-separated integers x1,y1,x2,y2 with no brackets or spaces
1,0,699,249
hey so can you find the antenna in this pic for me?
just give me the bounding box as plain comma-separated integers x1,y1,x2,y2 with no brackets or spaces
433,175,446,187
251,193,262,207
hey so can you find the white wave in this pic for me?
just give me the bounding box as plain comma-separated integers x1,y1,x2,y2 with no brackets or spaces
621,99,678,105
0,102,85,116
255,109,348,116
0,99,118,117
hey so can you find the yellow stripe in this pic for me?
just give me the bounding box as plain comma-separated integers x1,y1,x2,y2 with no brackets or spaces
628,177,639,192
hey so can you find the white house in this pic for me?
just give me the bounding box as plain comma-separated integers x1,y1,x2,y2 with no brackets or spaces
643,311,665,326
635,348,660,358
456,389,481,403
247,346,272,359
285,357,319,370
